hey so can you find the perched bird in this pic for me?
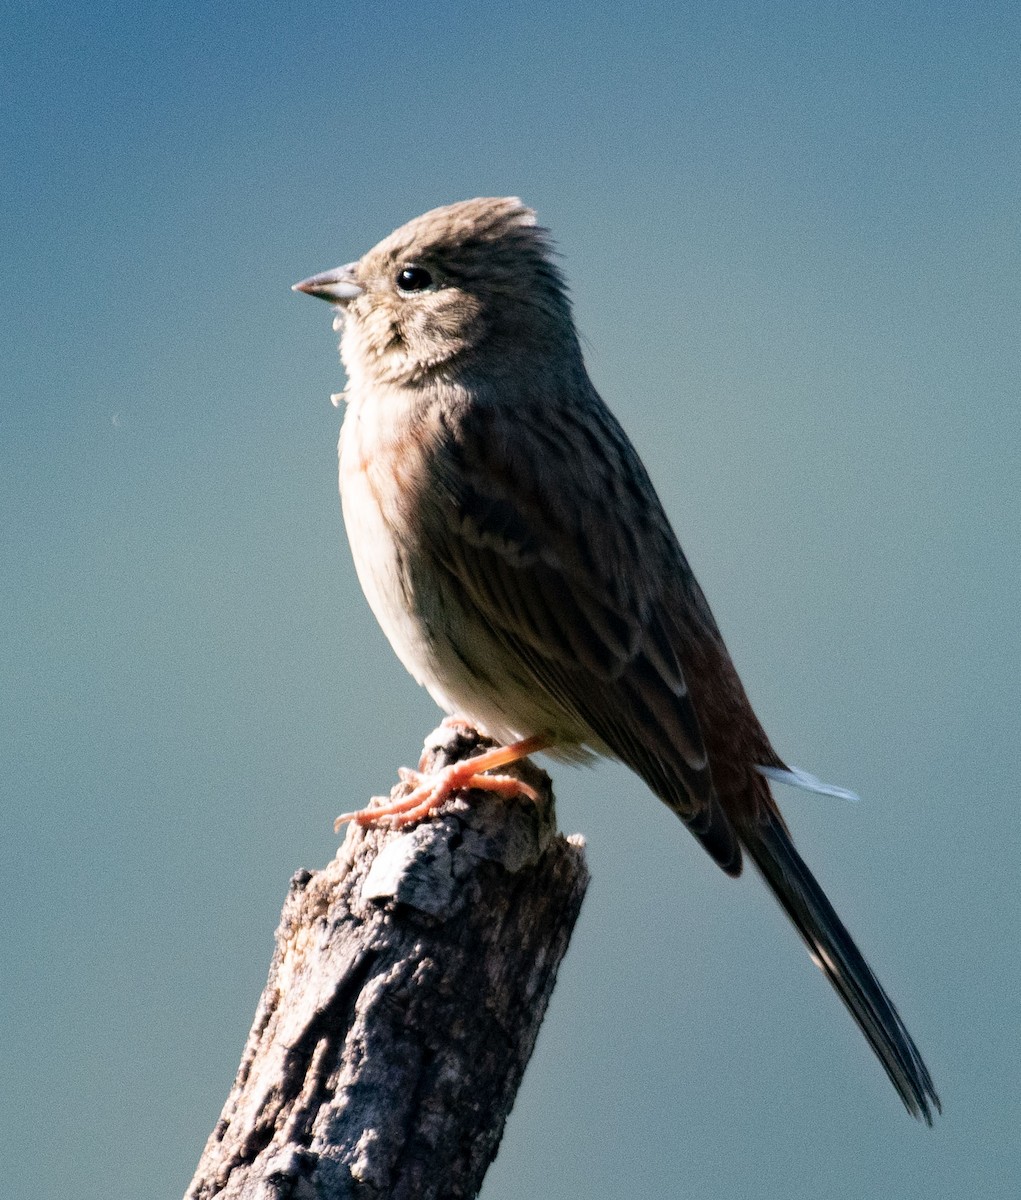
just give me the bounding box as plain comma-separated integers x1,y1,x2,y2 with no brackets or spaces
293,197,939,1122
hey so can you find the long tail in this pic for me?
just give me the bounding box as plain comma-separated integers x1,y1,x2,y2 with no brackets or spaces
739,805,941,1123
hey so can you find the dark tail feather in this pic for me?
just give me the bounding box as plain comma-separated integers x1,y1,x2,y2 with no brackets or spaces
740,808,941,1123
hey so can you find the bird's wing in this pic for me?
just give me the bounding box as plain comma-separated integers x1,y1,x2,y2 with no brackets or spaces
423,391,741,871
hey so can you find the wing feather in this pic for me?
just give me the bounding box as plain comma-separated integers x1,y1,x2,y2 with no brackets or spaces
420,390,741,869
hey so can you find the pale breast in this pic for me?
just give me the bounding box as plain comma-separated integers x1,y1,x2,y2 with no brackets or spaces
337,387,588,749
339,391,437,694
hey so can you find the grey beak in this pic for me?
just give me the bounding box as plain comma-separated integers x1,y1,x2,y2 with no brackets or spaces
292,262,363,302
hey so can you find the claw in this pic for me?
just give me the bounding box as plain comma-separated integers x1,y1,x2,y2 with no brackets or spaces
334,733,551,832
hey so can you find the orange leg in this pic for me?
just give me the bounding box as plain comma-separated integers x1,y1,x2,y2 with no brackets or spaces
335,734,552,831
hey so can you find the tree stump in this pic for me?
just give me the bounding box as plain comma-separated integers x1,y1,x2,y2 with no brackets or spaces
186,724,589,1200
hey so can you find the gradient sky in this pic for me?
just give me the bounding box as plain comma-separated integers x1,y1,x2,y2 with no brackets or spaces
3,3,1019,1197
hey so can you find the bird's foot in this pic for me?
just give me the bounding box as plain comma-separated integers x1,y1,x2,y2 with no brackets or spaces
335,734,551,831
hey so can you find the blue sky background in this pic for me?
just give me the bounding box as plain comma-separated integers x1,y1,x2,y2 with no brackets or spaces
3,2,1019,1196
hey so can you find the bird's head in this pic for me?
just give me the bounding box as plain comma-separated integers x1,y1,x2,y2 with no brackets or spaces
294,197,577,388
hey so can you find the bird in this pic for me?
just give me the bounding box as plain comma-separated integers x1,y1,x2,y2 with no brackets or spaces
292,196,940,1123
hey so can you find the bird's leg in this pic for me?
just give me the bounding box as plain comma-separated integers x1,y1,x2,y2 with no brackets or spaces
335,734,552,831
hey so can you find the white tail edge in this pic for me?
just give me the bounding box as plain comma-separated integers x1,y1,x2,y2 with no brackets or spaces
756,764,860,803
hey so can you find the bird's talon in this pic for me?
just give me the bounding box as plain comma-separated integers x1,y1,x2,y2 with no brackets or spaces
334,736,548,833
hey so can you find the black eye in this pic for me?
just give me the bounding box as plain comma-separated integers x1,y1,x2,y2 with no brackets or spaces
395,265,434,293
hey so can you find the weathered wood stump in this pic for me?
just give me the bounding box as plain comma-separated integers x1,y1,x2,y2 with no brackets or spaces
186,724,589,1200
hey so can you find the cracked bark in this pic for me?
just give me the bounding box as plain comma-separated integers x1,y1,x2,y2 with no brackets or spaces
185,725,589,1200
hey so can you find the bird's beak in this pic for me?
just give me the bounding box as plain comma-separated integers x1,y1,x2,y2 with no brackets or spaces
292,263,364,303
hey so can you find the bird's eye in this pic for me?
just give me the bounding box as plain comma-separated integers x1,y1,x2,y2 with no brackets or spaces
395,265,434,293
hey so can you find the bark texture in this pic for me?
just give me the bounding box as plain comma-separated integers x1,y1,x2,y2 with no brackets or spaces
186,724,589,1200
